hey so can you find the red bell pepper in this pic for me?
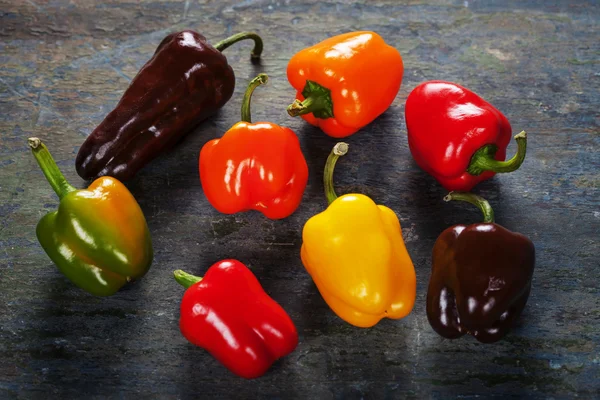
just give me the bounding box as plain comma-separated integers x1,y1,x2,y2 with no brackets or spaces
199,73,308,219
174,260,298,379
405,81,528,191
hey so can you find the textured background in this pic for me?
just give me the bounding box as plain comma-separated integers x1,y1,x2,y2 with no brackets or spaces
1,0,599,398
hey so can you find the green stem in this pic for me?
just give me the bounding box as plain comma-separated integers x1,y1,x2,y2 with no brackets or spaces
213,32,263,59
173,270,203,289
287,95,325,117
241,73,268,123
467,131,528,176
324,142,349,205
443,191,495,223
28,137,76,199
287,80,334,119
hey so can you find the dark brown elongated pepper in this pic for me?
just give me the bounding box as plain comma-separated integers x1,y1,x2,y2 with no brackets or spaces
427,192,535,343
76,31,263,181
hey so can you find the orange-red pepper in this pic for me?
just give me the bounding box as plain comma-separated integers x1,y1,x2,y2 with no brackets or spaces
200,74,308,219
286,31,403,138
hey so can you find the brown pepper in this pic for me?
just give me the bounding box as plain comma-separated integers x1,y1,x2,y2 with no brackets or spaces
76,31,262,181
427,192,535,343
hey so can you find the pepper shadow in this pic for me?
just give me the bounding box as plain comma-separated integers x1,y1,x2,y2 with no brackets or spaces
126,115,223,193
22,271,142,397
281,120,349,334
411,167,554,395
124,112,230,245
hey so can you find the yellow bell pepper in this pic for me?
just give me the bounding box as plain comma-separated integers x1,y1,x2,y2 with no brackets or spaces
301,143,416,328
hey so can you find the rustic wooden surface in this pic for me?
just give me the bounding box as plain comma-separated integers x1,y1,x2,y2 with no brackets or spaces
1,0,599,398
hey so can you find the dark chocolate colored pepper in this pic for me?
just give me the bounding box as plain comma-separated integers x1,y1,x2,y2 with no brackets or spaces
427,192,535,343
76,31,263,181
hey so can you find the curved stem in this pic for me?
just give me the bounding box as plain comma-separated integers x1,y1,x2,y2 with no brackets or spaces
444,191,495,223
213,32,263,59
174,270,203,289
28,137,76,199
241,73,268,123
467,131,528,176
324,142,349,205
287,80,333,119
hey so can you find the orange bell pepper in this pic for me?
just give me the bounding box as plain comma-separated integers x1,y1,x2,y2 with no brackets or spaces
286,31,403,138
200,74,308,220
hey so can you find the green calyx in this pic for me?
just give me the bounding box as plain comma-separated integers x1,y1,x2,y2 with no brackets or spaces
287,80,334,119
467,131,528,176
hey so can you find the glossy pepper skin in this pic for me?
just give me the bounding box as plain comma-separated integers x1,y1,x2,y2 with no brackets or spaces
76,31,263,181
301,143,416,327
405,81,528,191
286,31,403,138
174,260,298,379
29,138,153,296
200,74,308,219
427,192,535,343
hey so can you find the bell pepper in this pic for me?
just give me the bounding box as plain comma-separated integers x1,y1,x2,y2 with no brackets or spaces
286,31,403,138
29,138,153,296
76,31,263,181
200,73,308,219
405,81,528,191
427,191,535,343
174,260,298,379
300,143,416,328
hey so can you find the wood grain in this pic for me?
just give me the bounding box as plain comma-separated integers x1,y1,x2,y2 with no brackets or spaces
1,0,598,398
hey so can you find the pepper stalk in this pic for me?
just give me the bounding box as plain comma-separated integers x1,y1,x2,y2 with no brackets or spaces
29,137,76,199
213,32,263,59
444,191,495,223
287,80,334,119
467,131,527,176
174,270,203,289
323,142,349,205
241,73,268,123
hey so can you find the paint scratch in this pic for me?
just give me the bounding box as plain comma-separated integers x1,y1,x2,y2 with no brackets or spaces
183,0,191,20
0,77,31,101
85,44,131,82
25,0,43,12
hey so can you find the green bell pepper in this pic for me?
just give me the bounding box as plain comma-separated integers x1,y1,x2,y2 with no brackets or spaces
29,137,153,296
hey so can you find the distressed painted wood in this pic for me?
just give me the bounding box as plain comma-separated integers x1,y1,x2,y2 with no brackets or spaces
0,0,598,398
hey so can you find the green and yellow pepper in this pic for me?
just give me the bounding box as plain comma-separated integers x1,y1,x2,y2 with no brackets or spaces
29,138,153,296
301,143,416,327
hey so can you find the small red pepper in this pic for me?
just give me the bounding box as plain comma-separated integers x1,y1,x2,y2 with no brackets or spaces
405,81,528,191
200,73,308,219
174,260,298,379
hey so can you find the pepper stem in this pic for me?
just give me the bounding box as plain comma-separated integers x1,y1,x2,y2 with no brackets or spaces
287,95,326,117
213,32,263,60
173,270,203,289
467,131,528,176
324,142,349,205
287,80,334,119
444,191,495,223
241,73,268,123
28,137,76,199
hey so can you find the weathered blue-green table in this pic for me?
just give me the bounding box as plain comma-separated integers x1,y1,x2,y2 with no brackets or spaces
1,0,598,398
